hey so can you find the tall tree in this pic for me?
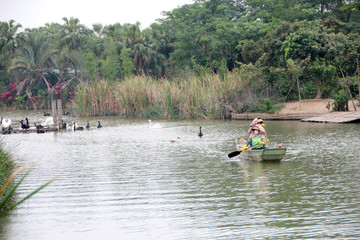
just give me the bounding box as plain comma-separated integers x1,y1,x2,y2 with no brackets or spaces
120,46,135,78
162,0,246,72
8,29,57,97
92,23,104,38
286,58,309,107
59,17,93,51
99,40,120,80
0,20,23,60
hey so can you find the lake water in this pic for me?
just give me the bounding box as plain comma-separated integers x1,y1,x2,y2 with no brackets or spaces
0,111,359,239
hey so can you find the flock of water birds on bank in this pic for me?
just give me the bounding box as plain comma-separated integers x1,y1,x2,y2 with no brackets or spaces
0,114,204,143
0,112,103,134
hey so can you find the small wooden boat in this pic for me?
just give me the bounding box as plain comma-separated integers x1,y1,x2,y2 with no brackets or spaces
240,148,286,161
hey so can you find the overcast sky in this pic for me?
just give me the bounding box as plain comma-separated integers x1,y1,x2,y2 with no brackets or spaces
0,0,194,30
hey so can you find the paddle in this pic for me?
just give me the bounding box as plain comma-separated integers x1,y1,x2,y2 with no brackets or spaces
228,150,242,158
228,140,266,158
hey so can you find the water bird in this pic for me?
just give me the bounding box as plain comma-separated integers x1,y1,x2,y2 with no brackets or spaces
148,119,164,129
72,121,84,131
1,117,12,134
40,117,54,127
25,117,30,128
1,127,11,134
35,123,45,133
61,120,67,129
34,123,44,129
198,126,203,138
20,120,27,129
20,118,30,130
170,137,180,143
1,117,12,128
97,121,102,128
86,121,90,129
63,110,71,116
43,112,50,116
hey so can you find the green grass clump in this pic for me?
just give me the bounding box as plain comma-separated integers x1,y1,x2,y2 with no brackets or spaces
0,138,15,213
0,139,57,215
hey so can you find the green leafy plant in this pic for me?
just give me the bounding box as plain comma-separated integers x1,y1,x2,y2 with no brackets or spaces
247,98,283,113
0,162,58,215
333,89,350,111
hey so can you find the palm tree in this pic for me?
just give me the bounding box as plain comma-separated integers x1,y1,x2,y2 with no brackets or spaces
52,47,87,87
92,23,104,38
92,22,166,78
8,29,57,96
341,2,360,11
102,23,122,41
0,20,22,60
8,28,86,105
133,43,151,75
59,17,93,51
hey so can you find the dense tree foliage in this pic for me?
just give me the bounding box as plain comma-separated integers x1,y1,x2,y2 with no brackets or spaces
1,0,360,112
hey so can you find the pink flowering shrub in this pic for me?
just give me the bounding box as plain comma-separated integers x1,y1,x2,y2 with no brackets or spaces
0,81,75,109
0,83,17,105
51,83,75,101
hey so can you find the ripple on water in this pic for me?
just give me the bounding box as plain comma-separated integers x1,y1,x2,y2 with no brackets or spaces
1,119,360,239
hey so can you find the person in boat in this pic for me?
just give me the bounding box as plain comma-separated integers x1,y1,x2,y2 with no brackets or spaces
243,126,266,151
248,117,268,146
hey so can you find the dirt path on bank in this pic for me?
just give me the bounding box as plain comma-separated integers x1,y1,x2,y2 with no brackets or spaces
275,99,359,115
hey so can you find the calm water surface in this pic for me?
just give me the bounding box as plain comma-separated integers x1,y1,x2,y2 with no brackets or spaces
0,111,359,239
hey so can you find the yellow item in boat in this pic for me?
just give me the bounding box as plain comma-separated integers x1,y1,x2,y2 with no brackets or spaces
242,144,247,152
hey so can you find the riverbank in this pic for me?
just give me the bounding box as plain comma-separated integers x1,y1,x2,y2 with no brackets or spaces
231,99,360,120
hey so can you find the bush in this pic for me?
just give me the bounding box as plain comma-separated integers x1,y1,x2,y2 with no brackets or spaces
246,98,283,113
333,89,349,111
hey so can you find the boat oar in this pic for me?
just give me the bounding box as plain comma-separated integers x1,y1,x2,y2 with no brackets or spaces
228,150,242,158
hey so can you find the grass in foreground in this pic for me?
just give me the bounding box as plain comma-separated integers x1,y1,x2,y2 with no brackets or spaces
0,139,57,215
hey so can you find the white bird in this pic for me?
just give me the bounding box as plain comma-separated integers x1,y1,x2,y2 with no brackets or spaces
1,118,11,128
148,119,164,129
0,117,12,134
40,117,54,127
170,137,180,143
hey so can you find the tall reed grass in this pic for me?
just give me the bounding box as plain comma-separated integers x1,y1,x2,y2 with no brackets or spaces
73,72,245,119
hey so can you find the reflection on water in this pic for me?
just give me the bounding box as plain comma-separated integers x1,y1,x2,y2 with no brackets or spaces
0,111,360,239
234,160,271,203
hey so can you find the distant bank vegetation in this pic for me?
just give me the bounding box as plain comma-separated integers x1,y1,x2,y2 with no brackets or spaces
74,73,241,119
1,1,360,116
74,67,284,119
